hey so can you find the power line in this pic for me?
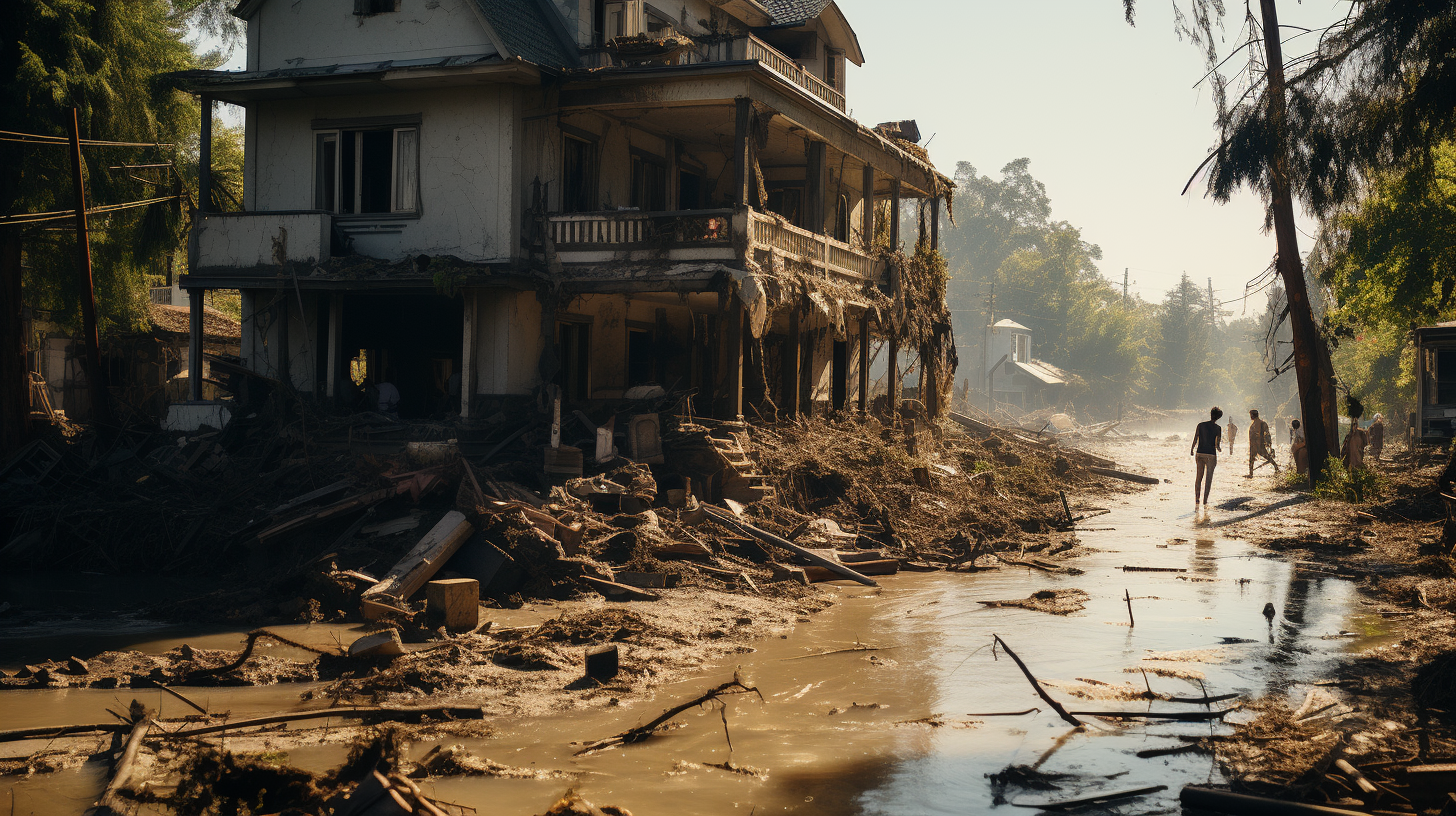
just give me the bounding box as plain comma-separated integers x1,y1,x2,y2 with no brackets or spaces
0,195,180,226
0,129,174,149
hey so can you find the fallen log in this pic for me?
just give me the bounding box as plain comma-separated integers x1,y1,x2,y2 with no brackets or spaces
1067,708,1235,721
575,678,761,755
0,723,128,744
1088,466,1160,485
1332,758,1378,796
802,559,898,582
992,635,1081,727
1121,565,1187,573
1179,785,1370,815
361,511,474,615
158,705,486,739
1011,785,1167,810
702,505,877,587
92,713,152,816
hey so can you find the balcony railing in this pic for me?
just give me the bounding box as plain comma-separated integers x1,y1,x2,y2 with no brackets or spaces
548,209,734,248
747,210,874,280
583,33,846,112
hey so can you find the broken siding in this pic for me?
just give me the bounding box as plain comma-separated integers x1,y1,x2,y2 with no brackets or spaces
252,0,498,71
250,86,517,263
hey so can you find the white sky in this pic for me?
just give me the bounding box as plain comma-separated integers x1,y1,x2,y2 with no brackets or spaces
202,0,1347,308
838,0,1344,308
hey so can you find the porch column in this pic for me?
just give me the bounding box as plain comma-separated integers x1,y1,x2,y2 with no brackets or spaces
857,310,870,413
889,179,901,249
888,333,899,419
719,299,744,419
931,197,940,250
781,306,801,417
198,95,214,214
806,140,826,234
188,289,203,401
733,98,752,208
860,164,875,246
460,290,476,418
326,293,342,401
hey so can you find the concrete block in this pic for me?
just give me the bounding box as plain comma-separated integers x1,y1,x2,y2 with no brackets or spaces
425,578,480,632
628,413,664,462
585,644,619,682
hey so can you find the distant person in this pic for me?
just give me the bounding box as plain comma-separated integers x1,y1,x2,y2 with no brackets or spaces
1247,409,1280,477
376,369,401,419
1343,398,1368,472
1189,406,1224,508
1228,417,1239,451
1369,413,1385,462
1290,419,1308,475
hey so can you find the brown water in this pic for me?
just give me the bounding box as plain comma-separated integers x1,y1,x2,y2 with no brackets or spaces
0,437,1385,814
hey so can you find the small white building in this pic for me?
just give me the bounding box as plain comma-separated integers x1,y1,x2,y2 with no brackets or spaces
174,0,952,421
986,319,1067,409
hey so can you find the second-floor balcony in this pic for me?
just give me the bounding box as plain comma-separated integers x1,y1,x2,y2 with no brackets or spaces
583,33,845,112
542,208,877,282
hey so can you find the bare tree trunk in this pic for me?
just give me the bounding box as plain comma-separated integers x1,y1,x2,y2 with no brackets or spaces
1259,0,1339,487
67,108,113,430
0,231,27,456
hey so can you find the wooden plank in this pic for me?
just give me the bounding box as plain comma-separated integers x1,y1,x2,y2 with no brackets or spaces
581,575,660,601
268,479,354,517
1088,466,1160,485
702,505,877,587
361,511,474,609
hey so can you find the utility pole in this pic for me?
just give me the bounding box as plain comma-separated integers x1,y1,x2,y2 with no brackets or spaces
984,276,994,413
1207,277,1216,330
67,107,113,429
1258,0,1339,487
1123,268,1128,304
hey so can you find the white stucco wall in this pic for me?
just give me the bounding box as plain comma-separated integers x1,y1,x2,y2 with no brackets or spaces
195,212,331,269
250,0,497,71
475,289,544,395
249,86,518,263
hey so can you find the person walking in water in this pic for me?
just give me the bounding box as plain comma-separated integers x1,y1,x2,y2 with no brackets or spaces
1247,409,1280,477
1190,406,1224,508
1369,413,1385,462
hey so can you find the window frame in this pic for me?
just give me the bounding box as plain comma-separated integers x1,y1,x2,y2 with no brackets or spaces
312,118,421,218
561,132,599,214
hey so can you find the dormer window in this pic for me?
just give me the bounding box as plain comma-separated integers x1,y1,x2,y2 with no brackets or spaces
354,0,399,15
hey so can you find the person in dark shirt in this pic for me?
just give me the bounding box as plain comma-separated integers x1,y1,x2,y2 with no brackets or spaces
1189,406,1224,508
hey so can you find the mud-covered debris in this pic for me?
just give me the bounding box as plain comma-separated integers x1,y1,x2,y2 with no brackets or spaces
979,588,1089,615
412,744,573,779
537,790,634,816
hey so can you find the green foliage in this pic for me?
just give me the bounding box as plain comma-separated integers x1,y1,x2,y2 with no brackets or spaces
1311,455,1385,504
1152,273,1213,407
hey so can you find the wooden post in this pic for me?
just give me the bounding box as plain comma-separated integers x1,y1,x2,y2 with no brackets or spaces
720,299,743,419
806,140,826,234
733,98,752,208
888,335,900,419
67,108,112,426
275,296,290,388
1124,589,1135,628
199,95,214,214
326,293,343,402
781,307,800,417
931,197,940,250
860,164,875,247
188,292,203,401
857,311,869,414
889,179,901,249
0,233,27,455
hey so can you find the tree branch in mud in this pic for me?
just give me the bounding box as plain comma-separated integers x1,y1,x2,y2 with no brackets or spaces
575,678,763,756
184,628,341,679
991,635,1083,727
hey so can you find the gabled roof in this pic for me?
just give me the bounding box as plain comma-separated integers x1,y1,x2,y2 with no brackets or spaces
470,0,579,69
758,0,863,65
762,0,832,26
993,319,1030,331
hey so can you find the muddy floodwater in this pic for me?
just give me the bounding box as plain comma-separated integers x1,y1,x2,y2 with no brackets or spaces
0,437,1387,814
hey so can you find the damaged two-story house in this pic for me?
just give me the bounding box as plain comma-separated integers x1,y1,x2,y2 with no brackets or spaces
175,0,953,425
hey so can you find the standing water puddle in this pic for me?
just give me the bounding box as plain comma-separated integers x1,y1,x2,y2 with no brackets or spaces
1,438,1384,814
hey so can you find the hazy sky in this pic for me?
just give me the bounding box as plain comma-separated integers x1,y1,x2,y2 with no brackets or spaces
839,0,1347,311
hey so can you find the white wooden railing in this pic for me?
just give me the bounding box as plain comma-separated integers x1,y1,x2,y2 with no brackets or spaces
747,210,873,280
548,209,733,247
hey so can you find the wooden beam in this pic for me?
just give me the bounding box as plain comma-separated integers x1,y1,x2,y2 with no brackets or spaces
360,510,474,609
782,307,800,418
889,178,901,249
733,97,751,207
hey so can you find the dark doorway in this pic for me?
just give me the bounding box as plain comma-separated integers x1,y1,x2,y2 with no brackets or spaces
628,326,655,386
832,339,848,411
339,291,463,417
557,320,591,401
678,171,703,210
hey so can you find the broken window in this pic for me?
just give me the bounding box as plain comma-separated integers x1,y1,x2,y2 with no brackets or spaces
562,135,597,213
354,0,399,15
825,49,843,91
678,170,702,210
630,152,667,211
765,186,803,227
833,194,849,242
314,126,419,215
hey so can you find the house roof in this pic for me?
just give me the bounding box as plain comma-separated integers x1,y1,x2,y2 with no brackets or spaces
993,319,1030,331
150,303,242,342
762,0,833,26
1014,360,1066,386
470,0,579,69
758,0,864,64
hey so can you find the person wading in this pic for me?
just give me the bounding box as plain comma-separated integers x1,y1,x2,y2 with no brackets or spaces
1190,406,1224,508
1228,417,1239,451
1247,409,1280,477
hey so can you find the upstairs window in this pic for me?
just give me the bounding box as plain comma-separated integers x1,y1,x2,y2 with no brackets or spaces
629,151,666,212
825,49,843,91
562,135,597,213
314,126,418,215
354,0,399,15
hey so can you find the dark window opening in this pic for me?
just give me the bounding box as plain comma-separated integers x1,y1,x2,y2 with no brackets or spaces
678,171,702,210
832,339,848,411
833,194,849,242
315,126,418,215
315,134,337,212
562,135,597,213
628,327,656,386
556,321,591,402
592,0,605,46
766,187,803,227
1440,350,1456,405
630,154,667,211
354,0,399,15
825,51,840,90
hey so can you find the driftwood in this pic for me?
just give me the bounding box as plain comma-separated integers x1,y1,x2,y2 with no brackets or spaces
783,643,896,661
992,635,1082,727
575,679,761,756
1066,708,1235,721
92,715,152,815
1179,785,1369,815
185,628,338,679
1011,785,1167,810
160,705,486,739
1122,565,1186,573
0,722,129,743
702,505,877,586
361,511,474,613
1088,466,1160,485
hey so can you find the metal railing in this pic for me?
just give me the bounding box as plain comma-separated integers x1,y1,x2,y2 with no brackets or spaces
581,34,846,112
